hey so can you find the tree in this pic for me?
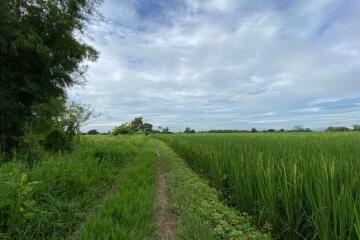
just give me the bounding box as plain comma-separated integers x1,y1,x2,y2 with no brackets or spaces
112,123,134,135
251,128,257,133
162,127,170,134
353,124,360,131
184,127,196,134
131,117,144,133
43,102,92,151
0,0,101,154
87,129,99,135
326,126,350,132
293,125,312,132
143,123,153,135
293,125,304,132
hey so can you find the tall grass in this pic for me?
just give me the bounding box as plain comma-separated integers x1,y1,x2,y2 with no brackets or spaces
74,138,157,240
0,135,144,239
156,133,360,240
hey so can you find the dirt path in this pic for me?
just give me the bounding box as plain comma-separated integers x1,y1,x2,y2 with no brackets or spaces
156,146,175,240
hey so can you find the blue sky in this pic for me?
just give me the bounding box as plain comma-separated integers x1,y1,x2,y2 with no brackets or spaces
70,0,360,132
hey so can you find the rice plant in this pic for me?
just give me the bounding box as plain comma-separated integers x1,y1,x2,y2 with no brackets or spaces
156,133,360,240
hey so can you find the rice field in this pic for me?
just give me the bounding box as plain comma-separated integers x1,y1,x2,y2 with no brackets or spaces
156,133,360,240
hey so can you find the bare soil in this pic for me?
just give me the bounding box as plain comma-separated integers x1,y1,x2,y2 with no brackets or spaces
156,147,175,240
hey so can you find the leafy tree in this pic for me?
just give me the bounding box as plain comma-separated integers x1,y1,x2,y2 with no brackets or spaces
0,0,101,154
142,123,153,135
184,127,196,134
251,128,257,133
130,117,144,133
87,129,99,135
43,102,92,151
326,126,350,132
162,127,169,134
112,123,134,135
353,124,360,131
293,125,312,132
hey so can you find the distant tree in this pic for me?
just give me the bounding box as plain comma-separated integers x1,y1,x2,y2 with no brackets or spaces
143,123,153,135
353,124,360,131
113,123,133,135
267,129,276,133
131,117,144,133
207,130,249,133
162,127,170,134
87,129,99,135
184,127,196,134
293,125,312,132
251,128,258,133
293,125,304,132
326,126,350,132
280,128,285,132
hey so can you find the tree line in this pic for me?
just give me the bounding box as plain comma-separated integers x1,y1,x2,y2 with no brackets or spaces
96,121,360,136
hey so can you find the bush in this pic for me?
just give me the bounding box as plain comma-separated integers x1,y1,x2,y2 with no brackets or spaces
43,129,73,152
0,173,41,232
113,123,134,135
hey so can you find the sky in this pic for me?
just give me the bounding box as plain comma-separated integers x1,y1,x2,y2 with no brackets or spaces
70,0,360,132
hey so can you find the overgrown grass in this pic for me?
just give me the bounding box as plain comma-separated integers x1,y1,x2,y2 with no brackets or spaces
0,135,145,239
156,139,270,240
156,133,360,240
74,138,157,240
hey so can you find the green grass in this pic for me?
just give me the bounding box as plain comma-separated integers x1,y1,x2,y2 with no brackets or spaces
74,137,157,240
156,139,270,240
0,135,145,239
156,133,360,240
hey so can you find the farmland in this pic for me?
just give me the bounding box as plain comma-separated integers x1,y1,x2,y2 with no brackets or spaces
1,133,359,239
0,135,270,239
156,132,360,239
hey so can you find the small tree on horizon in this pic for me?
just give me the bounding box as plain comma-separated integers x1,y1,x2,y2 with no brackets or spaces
184,126,196,134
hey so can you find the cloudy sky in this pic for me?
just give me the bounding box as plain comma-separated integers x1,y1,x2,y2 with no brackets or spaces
70,0,360,132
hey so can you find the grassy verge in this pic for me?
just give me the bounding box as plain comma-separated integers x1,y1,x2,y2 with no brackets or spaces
73,137,157,240
156,139,271,240
0,135,145,239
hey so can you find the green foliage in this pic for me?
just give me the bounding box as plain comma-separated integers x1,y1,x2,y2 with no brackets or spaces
0,135,144,239
184,126,196,134
326,126,351,132
0,0,101,153
0,173,41,231
354,124,360,131
161,127,172,134
157,132,360,239
113,117,153,135
87,129,99,135
43,101,92,152
143,123,153,135
131,117,144,132
112,123,134,135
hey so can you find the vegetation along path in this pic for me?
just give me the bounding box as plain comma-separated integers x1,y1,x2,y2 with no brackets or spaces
71,137,270,239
